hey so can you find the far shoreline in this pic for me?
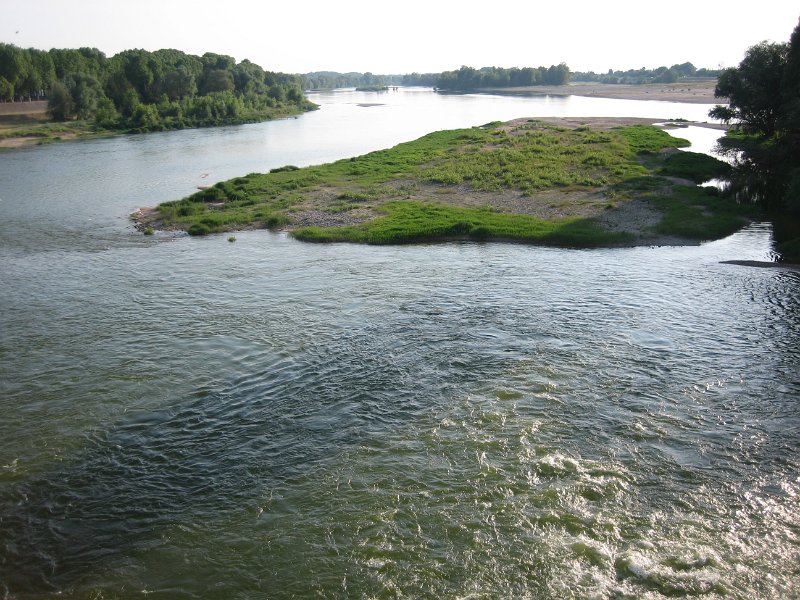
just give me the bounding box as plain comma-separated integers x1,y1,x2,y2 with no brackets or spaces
477,80,722,105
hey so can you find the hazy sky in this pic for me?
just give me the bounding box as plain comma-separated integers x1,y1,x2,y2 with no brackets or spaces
2,0,798,74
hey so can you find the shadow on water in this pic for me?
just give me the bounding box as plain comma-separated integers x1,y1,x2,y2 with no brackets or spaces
0,329,418,594
1,304,510,595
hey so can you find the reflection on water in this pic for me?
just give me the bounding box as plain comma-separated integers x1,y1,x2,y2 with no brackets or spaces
0,90,797,598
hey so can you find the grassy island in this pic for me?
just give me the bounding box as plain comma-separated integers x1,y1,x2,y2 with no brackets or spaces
141,117,752,247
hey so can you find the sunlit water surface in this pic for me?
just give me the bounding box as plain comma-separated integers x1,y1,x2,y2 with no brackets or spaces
1,89,798,598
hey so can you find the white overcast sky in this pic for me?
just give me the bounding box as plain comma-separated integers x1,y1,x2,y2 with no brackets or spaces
2,0,798,74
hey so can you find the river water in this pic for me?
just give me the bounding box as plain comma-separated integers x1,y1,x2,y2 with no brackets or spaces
1,89,798,598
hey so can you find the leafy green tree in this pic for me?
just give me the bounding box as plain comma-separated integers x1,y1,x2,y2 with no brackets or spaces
66,73,105,119
232,59,265,95
201,52,236,72
13,49,55,99
267,84,286,102
199,69,235,95
115,49,165,103
286,84,304,103
120,88,142,118
163,66,197,100
779,20,800,139
671,62,697,77
654,68,679,84
130,103,160,129
49,47,106,80
0,43,31,98
0,76,14,101
710,41,788,136
94,97,120,128
47,81,75,120
711,18,800,220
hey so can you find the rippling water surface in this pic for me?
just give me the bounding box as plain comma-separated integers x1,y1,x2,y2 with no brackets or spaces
1,90,798,598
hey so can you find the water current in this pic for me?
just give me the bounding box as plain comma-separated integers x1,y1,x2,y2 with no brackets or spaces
1,89,798,598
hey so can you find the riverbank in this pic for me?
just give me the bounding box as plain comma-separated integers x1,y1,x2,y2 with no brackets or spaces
136,116,750,247
0,101,109,149
0,100,316,150
483,80,721,104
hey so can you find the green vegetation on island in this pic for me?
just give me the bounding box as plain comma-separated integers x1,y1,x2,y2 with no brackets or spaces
146,119,745,246
0,44,316,139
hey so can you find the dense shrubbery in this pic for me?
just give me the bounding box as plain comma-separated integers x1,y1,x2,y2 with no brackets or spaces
0,43,315,131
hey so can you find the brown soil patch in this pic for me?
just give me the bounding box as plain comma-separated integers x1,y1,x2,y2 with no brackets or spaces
0,131,81,149
0,101,48,116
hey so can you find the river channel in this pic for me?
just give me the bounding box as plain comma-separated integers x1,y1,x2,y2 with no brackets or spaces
0,89,798,598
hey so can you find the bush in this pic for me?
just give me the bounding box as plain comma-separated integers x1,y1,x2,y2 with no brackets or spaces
188,223,211,236
660,151,732,183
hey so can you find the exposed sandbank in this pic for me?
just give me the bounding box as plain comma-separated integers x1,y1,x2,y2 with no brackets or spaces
484,80,721,104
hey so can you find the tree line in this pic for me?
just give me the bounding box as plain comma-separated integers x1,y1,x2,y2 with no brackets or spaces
572,62,721,84
0,44,315,131
413,64,570,90
303,65,570,91
303,71,403,90
710,17,800,259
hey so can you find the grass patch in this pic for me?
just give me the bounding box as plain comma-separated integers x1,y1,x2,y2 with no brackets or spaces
659,151,732,183
292,201,633,246
619,125,689,154
652,186,756,239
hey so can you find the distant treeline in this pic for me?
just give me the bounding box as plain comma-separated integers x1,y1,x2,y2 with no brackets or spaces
404,64,571,89
306,62,722,92
572,62,722,84
303,65,569,91
0,43,315,131
303,71,403,90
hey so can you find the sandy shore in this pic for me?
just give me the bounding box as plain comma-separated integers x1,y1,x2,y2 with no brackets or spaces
484,80,721,104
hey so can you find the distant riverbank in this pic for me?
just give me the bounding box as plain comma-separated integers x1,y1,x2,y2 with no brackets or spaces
0,99,315,150
482,80,721,104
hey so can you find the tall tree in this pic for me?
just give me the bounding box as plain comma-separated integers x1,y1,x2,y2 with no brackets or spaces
47,81,74,120
0,43,31,97
163,66,197,100
710,41,789,136
199,69,235,95
66,73,105,119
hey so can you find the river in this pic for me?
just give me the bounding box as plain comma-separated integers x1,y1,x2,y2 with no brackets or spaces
0,89,798,598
